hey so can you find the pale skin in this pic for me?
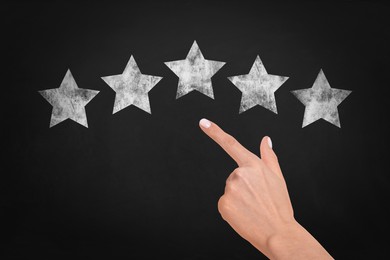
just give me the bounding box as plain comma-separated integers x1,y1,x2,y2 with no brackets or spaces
199,118,333,260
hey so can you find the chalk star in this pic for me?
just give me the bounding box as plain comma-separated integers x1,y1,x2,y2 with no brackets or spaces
165,41,225,99
39,69,99,128
228,55,288,114
291,69,351,128
102,55,162,114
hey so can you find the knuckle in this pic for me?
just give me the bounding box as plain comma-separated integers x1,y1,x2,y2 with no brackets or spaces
224,180,237,193
226,168,238,183
217,196,230,215
225,168,248,193
232,167,246,179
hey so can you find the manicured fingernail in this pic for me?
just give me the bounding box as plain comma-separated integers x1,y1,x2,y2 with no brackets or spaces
200,118,211,128
267,137,273,149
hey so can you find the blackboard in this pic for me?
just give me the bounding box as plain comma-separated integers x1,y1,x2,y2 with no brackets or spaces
3,1,389,258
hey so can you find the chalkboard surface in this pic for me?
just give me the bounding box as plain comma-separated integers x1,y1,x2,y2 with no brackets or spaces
3,1,389,259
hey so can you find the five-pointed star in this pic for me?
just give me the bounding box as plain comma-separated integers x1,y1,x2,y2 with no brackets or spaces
101,55,162,114
165,41,225,99
39,69,99,128
291,69,351,128
228,55,288,114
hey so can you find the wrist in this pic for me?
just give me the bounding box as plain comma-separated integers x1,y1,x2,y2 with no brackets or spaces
265,221,333,260
266,220,302,257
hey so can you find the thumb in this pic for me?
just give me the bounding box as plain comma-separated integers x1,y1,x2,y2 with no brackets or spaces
260,136,284,180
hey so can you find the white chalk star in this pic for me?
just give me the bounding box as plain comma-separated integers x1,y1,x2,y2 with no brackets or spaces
228,55,288,114
101,55,162,114
39,69,99,128
291,69,351,128
165,41,225,99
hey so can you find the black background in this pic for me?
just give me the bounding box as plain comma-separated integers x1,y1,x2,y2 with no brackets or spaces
3,0,390,259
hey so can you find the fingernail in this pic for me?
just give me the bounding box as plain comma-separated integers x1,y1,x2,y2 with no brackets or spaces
200,118,211,128
267,137,273,149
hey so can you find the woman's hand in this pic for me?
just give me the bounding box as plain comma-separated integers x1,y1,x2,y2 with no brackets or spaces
199,118,333,259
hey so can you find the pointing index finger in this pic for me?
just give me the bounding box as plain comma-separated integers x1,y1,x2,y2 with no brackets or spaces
199,118,258,166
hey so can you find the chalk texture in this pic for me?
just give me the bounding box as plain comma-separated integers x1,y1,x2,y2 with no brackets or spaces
228,55,288,114
165,41,225,99
102,56,162,114
39,69,99,128
291,69,351,128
